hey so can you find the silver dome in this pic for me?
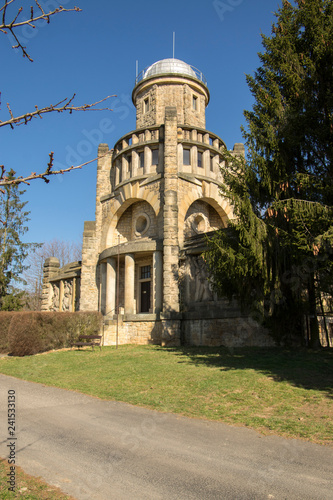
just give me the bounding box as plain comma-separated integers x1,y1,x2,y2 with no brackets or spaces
136,58,207,86
144,58,197,79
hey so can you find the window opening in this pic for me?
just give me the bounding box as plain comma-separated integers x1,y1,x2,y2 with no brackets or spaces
135,214,149,236
139,151,144,169
144,98,149,113
210,155,214,171
198,151,203,168
127,154,132,173
152,149,159,166
141,265,151,279
193,95,198,111
183,148,191,165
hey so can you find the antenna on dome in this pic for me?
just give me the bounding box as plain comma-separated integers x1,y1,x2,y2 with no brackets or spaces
136,60,138,80
173,32,175,59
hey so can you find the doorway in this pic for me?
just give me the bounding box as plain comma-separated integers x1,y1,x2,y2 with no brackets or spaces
140,281,151,313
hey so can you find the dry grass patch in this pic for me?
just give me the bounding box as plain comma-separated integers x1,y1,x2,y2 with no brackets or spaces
0,459,75,500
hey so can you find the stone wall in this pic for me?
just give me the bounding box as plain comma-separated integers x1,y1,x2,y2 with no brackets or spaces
103,317,162,345
182,318,275,347
133,77,209,130
101,315,274,347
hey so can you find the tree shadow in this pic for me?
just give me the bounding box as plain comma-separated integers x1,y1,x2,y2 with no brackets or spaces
156,346,333,396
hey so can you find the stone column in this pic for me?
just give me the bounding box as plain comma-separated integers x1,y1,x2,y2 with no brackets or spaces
144,145,151,175
153,251,163,314
204,149,210,177
132,150,138,178
121,156,127,182
105,257,116,316
124,253,135,315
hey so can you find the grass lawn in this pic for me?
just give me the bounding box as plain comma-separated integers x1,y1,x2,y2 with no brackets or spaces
0,345,332,445
0,459,75,499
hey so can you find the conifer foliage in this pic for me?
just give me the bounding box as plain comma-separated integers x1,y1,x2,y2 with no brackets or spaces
206,0,333,347
0,171,34,310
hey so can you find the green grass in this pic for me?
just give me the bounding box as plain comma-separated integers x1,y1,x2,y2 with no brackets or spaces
0,345,332,445
0,460,75,500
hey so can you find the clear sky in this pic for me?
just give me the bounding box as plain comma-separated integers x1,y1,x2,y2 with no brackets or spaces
1,0,281,248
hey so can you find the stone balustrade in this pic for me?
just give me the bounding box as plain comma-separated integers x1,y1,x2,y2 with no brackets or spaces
110,124,227,192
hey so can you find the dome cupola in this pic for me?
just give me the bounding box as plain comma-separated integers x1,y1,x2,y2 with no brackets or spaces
140,58,206,85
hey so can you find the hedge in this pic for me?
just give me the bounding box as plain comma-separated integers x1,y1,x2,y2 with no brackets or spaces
0,311,103,357
0,312,17,353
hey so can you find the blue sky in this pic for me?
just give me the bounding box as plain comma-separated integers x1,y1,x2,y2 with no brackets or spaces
1,0,281,247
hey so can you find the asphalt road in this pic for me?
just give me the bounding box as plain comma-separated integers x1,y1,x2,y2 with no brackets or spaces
0,373,332,500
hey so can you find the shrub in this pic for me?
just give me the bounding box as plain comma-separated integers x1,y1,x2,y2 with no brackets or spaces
0,312,17,353
8,311,103,357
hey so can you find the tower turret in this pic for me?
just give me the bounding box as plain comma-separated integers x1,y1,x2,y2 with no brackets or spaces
132,58,210,129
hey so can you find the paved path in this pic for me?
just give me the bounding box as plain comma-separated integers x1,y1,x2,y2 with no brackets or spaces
0,374,332,500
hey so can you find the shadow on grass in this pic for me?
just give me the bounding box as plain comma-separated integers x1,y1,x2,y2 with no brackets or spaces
157,346,333,396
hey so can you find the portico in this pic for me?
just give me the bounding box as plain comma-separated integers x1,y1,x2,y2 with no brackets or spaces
99,242,163,318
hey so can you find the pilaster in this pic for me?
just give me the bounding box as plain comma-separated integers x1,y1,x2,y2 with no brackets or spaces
162,106,180,345
80,221,99,311
153,250,163,314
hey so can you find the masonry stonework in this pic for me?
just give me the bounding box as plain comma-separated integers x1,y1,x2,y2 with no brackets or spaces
42,58,275,348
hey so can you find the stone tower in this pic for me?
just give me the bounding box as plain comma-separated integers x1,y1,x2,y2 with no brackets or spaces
80,57,236,345
44,57,273,347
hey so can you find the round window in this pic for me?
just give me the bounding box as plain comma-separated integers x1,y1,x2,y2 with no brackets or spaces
135,214,150,236
191,214,207,234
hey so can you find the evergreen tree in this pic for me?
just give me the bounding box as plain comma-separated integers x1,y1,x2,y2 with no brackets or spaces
206,0,333,347
0,170,34,310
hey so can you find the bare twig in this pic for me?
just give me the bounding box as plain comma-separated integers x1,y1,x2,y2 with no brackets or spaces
0,149,114,190
0,94,115,129
0,0,81,61
0,1,115,193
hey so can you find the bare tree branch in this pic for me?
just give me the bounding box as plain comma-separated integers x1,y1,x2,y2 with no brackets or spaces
0,1,115,193
0,94,116,129
0,0,81,61
0,149,114,190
